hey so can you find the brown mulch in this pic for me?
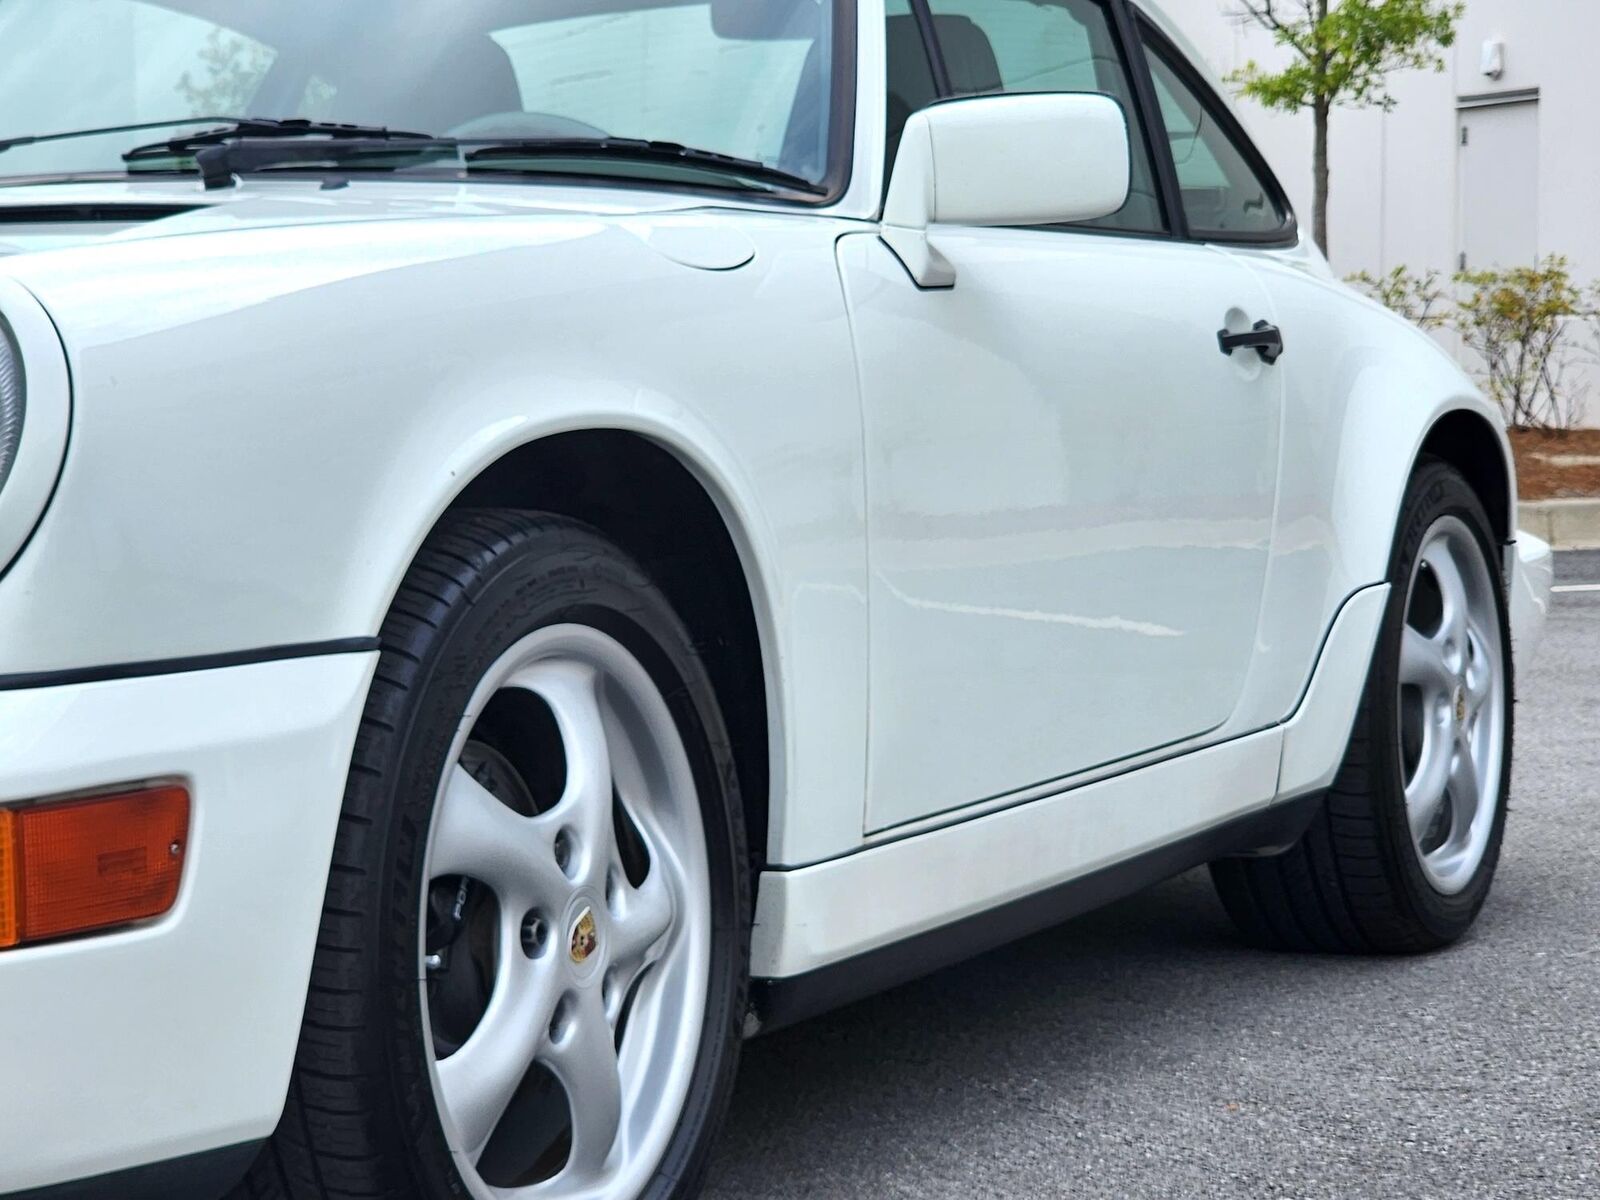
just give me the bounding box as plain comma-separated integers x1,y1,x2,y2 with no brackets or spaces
1510,428,1600,500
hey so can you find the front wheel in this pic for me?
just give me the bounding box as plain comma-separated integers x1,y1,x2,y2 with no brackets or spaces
1211,459,1513,953
237,510,750,1200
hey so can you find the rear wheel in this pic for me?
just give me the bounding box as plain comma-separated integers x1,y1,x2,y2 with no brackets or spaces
235,510,749,1200
1211,459,1513,953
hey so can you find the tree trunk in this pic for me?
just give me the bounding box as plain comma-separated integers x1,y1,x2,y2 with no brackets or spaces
1312,97,1330,258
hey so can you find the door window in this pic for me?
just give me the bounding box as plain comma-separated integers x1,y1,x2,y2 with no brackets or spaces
1139,28,1289,240
921,0,1165,234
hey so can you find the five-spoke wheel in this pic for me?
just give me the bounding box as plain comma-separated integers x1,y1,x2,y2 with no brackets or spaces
236,512,748,1200
1396,517,1507,895
1209,459,1513,953
422,628,711,1197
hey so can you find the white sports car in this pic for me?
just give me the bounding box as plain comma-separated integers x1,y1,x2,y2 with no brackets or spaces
0,1,1554,1197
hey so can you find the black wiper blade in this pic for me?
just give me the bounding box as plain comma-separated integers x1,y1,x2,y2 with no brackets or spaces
0,116,253,156
123,118,440,159
462,137,826,195
122,121,450,190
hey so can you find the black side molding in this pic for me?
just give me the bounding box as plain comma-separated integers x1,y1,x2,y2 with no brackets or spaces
2,1139,262,1200
748,792,1324,1035
0,637,380,692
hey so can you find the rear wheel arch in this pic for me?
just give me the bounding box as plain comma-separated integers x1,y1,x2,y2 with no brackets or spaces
1417,409,1514,548
437,429,776,876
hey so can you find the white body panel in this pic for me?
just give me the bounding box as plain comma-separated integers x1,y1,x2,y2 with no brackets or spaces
751,581,1389,979
1222,246,1519,732
0,193,873,870
839,228,1281,831
0,1,1554,1191
0,653,374,1193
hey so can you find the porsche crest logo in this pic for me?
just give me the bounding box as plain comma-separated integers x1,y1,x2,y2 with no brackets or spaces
569,908,599,964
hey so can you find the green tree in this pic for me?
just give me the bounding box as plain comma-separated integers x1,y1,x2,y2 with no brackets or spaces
175,28,273,118
1229,0,1463,258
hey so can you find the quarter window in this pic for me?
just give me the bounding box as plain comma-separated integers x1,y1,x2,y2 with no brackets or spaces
1139,28,1289,239
918,0,1165,234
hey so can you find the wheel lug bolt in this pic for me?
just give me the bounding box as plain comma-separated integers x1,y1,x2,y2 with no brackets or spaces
521,912,547,958
554,830,575,877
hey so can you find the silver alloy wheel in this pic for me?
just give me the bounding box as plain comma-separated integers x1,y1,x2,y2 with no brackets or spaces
1397,516,1506,896
419,624,711,1199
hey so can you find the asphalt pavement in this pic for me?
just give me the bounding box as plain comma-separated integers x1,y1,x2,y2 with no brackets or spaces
705,552,1600,1200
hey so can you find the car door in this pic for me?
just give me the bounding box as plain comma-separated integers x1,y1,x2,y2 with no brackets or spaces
844,0,1291,832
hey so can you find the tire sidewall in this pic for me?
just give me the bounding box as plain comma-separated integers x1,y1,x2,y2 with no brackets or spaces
1369,461,1514,940
368,516,749,1200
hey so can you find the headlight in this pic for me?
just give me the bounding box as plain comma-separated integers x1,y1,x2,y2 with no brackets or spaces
0,280,69,578
0,319,22,497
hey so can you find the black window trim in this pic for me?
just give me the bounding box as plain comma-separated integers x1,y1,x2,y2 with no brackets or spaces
816,0,861,207
1126,4,1301,248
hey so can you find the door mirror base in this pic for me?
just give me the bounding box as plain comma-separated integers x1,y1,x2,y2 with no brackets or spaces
880,226,956,290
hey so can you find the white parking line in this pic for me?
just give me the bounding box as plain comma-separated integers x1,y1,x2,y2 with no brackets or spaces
1553,584,1600,593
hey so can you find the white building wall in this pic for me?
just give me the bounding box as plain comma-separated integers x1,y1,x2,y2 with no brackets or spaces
1156,1,1600,425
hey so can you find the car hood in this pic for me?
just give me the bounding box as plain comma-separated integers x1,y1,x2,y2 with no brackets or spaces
0,178,714,257
0,177,792,355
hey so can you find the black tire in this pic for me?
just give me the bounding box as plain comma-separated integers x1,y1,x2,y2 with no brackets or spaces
1210,459,1514,953
233,510,750,1200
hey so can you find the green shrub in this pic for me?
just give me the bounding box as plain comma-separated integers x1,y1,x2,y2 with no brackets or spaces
1455,257,1596,431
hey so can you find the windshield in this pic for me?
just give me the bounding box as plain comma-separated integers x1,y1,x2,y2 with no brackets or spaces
0,0,840,192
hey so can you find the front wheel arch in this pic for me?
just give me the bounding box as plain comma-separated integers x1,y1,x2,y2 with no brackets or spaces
442,430,775,880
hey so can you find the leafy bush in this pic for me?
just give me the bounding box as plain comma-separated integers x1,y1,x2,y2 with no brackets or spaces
1348,266,1450,331
1455,258,1596,431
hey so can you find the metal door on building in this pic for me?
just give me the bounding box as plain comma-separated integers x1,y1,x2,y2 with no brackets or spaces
1457,93,1540,272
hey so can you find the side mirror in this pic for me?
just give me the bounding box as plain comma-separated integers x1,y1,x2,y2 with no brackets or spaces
882,93,1133,288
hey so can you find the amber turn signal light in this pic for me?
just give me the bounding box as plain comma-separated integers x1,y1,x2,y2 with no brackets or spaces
0,785,189,950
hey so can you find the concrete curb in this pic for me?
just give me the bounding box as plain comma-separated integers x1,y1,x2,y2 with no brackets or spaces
1520,499,1600,550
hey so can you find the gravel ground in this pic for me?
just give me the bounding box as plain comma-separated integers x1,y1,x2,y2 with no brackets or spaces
705,553,1600,1200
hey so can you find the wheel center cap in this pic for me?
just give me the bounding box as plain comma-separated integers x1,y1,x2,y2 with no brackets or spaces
568,906,599,965
1454,685,1468,724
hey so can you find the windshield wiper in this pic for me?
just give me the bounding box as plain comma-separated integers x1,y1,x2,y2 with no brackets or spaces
122,120,446,189
102,125,823,197
461,137,826,196
0,116,254,156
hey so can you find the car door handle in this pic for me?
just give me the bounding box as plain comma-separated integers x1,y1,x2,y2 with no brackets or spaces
1217,320,1285,365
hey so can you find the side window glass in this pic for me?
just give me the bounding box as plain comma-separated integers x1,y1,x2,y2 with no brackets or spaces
921,0,1165,234
1140,30,1288,239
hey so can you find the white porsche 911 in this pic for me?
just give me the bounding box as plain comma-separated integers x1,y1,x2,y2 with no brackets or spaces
0,1,1554,1197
